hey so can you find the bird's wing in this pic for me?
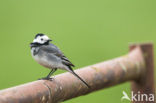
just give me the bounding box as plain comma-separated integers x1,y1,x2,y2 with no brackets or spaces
40,44,90,88
40,44,75,67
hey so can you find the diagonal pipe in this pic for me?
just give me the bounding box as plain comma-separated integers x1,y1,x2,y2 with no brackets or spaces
0,44,152,103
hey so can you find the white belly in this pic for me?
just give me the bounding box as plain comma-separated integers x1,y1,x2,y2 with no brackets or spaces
31,48,67,70
32,54,53,69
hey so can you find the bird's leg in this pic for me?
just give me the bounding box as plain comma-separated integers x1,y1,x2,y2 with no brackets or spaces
39,68,57,80
46,68,57,79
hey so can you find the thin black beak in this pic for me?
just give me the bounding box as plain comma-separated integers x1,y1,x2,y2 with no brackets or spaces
30,43,34,47
30,42,38,47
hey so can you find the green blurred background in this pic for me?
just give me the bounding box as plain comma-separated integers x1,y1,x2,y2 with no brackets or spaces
0,0,155,103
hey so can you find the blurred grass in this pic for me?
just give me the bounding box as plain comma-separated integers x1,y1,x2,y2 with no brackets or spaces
0,0,155,103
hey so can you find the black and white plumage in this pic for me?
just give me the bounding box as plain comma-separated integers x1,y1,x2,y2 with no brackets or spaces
30,33,90,88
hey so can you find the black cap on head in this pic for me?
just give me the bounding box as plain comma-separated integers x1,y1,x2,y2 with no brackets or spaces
35,33,45,39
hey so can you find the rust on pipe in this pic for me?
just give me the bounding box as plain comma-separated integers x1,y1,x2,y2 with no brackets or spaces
130,43,155,103
0,45,146,103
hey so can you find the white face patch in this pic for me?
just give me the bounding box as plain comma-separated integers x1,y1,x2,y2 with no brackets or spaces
33,35,50,44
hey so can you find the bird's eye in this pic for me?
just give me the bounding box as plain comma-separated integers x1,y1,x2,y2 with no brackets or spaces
41,38,43,41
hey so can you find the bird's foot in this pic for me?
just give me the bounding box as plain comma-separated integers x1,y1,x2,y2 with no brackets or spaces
38,77,54,81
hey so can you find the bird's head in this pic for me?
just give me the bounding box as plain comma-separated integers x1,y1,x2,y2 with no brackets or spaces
30,33,52,47
33,33,52,44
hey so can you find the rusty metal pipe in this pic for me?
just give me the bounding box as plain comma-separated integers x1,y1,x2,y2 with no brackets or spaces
0,46,146,103
130,44,155,103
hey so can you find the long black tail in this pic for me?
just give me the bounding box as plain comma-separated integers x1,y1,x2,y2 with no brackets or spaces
69,70,90,88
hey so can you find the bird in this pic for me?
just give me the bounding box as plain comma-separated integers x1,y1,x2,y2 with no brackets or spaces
30,33,90,88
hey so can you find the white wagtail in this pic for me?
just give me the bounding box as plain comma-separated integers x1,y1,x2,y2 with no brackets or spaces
30,33,90,88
